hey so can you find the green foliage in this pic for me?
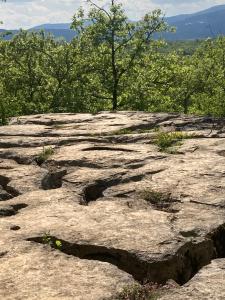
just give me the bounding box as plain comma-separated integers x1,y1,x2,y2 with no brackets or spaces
163,39,203,55
0,1,225,119
42,232,52,245
140,189,169,205
154,131,192,152
42,232,62,249
55,240,62,249
190,37,225,117
36,146,54,165
116,283,161,300
71,0,171,110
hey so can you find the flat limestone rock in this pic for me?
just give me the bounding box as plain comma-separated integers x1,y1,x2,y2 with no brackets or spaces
1,112,225,299
48,142,164,169
0,146,55,164
0,243,135,300
0,164,48,195
0,124,50,137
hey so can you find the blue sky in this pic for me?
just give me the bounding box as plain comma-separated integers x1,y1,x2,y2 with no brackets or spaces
0,0,225,29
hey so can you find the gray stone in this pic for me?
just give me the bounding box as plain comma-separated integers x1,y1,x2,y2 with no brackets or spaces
0,112,225,299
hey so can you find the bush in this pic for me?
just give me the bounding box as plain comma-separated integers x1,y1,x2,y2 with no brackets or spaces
154,131,192,152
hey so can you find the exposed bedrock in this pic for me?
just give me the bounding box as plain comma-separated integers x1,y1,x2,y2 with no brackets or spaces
1,112,225,300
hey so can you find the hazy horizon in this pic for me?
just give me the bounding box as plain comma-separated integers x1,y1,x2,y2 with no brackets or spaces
0,0,225,29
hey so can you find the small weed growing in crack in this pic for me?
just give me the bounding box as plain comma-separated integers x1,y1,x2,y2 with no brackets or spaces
111,128,153,136
42,232,52,244
139,189,177,213
113,128,133,135
154,131,192,153
36,146,54,165
140,189,169,204
115,283,162,300
55,240,62,248
42,232,62,249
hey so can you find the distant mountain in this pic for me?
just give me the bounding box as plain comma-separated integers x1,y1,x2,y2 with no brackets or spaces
164,4,225,40
0,27,76,42
0,29,18,40
1,4,225,41
31,23,71,30
30,28,76,41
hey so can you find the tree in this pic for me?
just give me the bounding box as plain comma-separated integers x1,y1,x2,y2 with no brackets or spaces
71,0,171,110
190,37,225,116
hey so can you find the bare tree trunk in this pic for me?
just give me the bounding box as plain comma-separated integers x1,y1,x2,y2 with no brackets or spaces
0,100,7,125
111,0,118,110
112,80,118,110
184,97,189,114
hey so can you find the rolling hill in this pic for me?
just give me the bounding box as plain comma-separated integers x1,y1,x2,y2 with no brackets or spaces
164,4,225,40
1,4,225,41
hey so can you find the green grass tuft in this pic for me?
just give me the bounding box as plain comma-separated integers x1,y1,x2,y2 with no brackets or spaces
154,131,193,152
116,283,161,300
36,146,54,165
140,189,169,205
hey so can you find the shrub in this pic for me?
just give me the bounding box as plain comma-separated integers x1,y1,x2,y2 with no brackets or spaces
154,131,192,152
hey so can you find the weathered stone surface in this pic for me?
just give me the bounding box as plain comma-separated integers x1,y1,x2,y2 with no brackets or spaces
0,242,135,300
0,186,12,201
0,124,50,136
1,112,225,299
0,163,48,195
159,259,225,300
0,146,54,164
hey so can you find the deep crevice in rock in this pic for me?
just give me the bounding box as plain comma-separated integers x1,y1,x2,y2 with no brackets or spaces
217,150,225,157
123,115,180,133
82,183,105,203
0,203,28,217
125,163,145,170
0,206,16,217
41,169,67,190
27,225,225,286
47,160,103,169
82,146,136,153
0,175,20,199
81,174,147,204
11,203,28,211
0,153,34,165
10,225,21,231
0,175,10,187
81,178,121,204
0,185,13,201
0,251,7,258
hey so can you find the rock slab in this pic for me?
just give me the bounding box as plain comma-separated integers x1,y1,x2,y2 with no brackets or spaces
1,112,225,299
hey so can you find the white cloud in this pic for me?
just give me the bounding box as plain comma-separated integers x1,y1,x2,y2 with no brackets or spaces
0,0,225,29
